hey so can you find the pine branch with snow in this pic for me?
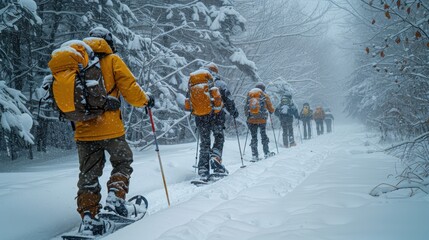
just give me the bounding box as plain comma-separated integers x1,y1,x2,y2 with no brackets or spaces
0,81,34,145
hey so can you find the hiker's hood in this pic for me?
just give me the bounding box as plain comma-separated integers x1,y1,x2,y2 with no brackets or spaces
83,37,114,55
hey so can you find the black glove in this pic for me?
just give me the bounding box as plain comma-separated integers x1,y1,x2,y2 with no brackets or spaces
104,96,121,111
232,110,239,118
146,93,155,108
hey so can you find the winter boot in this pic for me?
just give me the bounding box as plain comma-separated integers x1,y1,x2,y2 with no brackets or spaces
251,155,260,162
210,153,229,175
264,152,275,159
78,211,113,236
104,191,146,219
198,165,209,180
290,142,297,147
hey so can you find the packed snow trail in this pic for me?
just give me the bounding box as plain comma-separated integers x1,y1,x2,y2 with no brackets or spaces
1,123,428,240
102,124,429,240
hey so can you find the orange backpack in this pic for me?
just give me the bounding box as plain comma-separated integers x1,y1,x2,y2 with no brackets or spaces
47,40,119,122
247,88,266,118
313,107,325,120
184,69,223,116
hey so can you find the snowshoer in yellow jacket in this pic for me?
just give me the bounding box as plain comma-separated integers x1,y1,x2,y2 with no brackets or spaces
54,27,155,236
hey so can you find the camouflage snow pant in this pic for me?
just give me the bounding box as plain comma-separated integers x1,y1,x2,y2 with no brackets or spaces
76,135,133,218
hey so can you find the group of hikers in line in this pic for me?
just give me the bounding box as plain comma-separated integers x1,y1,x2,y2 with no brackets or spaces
278,98,335,146
47,27,334,237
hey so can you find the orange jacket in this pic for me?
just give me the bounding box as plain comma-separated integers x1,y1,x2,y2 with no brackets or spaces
74,37,148,141
245,89,275,124
313,107,325,120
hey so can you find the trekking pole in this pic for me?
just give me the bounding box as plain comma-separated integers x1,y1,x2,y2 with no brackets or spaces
243,127,249,155
146,107,171,207
233,118,246,168
297,120,303,144
193,129,199,172
269,114,279,154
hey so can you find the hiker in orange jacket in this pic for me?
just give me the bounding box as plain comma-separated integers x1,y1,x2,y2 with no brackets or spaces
313,106,325,135
244,82,275,160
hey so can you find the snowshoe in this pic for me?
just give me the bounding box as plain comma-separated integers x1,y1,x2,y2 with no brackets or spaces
208,172,227,181
62,212,114,240
191,173,227,186
62,195,148,240
250,155,262,162
264,152,275,159
190,177,210,186
104,192,148,220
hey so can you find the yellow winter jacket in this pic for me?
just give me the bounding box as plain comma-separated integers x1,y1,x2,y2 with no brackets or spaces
74,37,148,141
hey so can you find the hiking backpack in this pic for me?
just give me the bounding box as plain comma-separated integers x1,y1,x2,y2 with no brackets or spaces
302,107,309,116
184,69,223,116
247,88,266,118
47,41,119,122
313,107,325,120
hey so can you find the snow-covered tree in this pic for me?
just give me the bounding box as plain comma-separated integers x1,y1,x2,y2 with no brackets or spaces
1,1,264,152
329,0,429,196
121,0,259,145
132,0,257,80
0,81,34,159
0,0,42,90
337,0,429,140
234,0,330,115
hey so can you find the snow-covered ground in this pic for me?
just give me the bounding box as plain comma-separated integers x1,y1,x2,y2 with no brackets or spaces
1,123,428,240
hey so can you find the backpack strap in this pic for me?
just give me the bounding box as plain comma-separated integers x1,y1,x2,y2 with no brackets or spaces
77,63,92,114
93,53,118,98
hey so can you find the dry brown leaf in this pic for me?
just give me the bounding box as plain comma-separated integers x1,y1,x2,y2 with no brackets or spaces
416,31,422,39
372,19,376,24
385,11,391,19
384,4,390,9
365,47,370,54
395,37,401,44
396,0,401,8
407,7,411,14
380,51,385,58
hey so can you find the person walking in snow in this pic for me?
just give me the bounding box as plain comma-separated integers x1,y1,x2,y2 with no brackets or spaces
324,108,334,133
274,93,300,147
313,106,325,135
185,62,238,179
71,28,154,236
300,103,313,139
244,82,275,161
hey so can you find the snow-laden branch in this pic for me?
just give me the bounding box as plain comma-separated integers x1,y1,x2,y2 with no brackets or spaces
137,112,191,151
